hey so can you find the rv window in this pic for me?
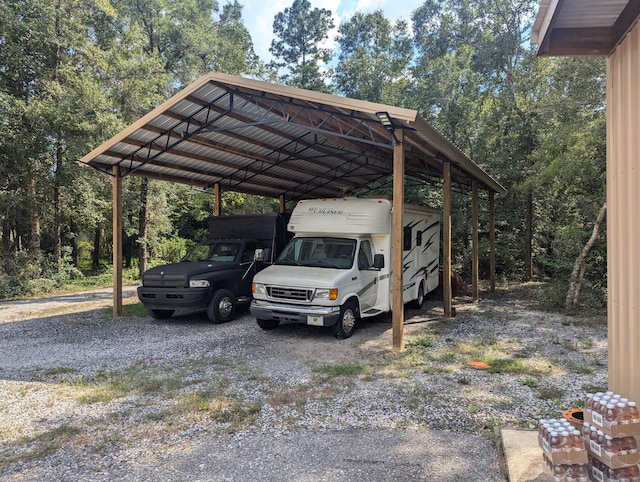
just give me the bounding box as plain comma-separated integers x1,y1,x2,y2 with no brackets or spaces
404,226,412,251
358,241,374,270
276,237,355,269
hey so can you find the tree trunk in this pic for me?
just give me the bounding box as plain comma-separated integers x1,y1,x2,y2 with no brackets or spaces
2,214,11,252
54,139,63,271
524,189,533,280
92,227,102,270
27,178,41,251
138,178,149,278
566,202,607,308
70,219,79,267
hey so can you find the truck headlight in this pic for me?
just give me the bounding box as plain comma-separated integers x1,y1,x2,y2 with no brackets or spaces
315,288,338,301
252,282,266,295
189,279,210,288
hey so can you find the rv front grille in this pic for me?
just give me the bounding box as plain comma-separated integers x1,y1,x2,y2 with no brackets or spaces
267,286,312,301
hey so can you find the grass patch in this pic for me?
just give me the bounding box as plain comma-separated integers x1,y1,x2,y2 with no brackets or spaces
538,386,564,400
62,360,188,404
0,423,84,469
519,377,540,388
311,363,369,377
582,384,608,394
485,358,529,374
566,361,596,375
406,335,434,348
102,302,148,317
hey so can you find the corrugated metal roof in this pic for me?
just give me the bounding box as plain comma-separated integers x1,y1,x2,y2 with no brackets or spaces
532,0,639,56
81,71,506,199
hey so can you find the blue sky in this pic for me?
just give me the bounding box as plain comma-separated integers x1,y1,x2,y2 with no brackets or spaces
238,0,421,63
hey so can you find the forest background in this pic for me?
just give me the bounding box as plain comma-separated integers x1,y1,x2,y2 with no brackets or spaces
0,0,607,309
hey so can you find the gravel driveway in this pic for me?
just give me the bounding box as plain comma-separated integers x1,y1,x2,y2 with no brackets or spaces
0,286,607,481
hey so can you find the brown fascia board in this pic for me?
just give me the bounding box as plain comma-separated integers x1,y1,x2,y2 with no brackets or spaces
538,27,615,56
537,1,640,57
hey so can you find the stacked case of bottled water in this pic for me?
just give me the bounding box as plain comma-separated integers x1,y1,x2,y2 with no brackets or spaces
538,417,589,481
583,391,640,482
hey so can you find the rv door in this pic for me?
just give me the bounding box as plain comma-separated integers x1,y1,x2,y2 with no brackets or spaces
356,240,378,310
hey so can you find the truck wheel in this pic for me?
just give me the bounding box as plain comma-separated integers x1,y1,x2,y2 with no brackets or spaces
149,309,174,319
256,318,280,330
332,302,357,339
207,289,236,323
409,281,425,309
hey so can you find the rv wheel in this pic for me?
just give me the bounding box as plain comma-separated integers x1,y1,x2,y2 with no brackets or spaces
409,282,425,309
207,289,236,323
256,318,280,330
333,302,357,339
149,309,174,319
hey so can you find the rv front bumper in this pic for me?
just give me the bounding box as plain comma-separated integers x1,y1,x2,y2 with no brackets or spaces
250,299,341,326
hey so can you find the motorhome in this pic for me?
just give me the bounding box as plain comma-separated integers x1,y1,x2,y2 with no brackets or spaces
250,198,440,338
138,214,289,323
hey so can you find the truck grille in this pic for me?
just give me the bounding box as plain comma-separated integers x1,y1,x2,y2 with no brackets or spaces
143,273,186,288
267,286,312,301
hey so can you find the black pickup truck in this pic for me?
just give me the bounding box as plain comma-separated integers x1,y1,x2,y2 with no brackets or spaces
137,214,289,322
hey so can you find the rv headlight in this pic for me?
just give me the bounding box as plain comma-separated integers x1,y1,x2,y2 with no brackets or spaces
252,282,266,295
315,288,338,301
189,279,210,288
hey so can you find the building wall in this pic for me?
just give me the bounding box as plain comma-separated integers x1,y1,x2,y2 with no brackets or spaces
607,20,640,402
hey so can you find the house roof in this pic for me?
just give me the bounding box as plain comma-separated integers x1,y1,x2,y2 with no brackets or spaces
532,0,640,56
80,72,505,201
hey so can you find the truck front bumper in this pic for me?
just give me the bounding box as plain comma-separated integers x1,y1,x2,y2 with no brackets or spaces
137,286,212,311
250,299,341,327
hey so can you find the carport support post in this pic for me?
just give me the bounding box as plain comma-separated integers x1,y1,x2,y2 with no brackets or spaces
472,181,479,301
443,162,452,318
490,191,496,293
214,183,221,216
112,166,123,317
392,129,405,351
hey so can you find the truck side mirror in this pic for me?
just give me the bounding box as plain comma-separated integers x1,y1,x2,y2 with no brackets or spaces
254,248,271,262
373,254,385,269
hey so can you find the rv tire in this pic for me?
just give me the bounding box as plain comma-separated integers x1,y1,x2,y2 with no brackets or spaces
409,281,425,309
149,309,174,319
207,289,236,323
256,318,280,330
332,301,357,339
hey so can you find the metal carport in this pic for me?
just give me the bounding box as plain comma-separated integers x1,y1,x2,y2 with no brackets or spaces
80,71,506,349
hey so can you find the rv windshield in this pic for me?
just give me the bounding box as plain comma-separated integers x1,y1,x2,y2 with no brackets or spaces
275,237,356,269
182,241,240,263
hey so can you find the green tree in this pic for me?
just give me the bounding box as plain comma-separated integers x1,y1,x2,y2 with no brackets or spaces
0,0,121,266
109,0,262,276
333,10,412,104
412,0,544,280
269,0,334,91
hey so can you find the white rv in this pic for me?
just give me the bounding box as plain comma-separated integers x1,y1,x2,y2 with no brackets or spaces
250,197,440,338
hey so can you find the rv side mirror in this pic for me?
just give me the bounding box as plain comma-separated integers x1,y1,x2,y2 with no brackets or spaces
254,248,271,262
373,254,385,269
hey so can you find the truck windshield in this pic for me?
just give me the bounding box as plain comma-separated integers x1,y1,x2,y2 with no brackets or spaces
182,242,240,263
275,237,356,269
